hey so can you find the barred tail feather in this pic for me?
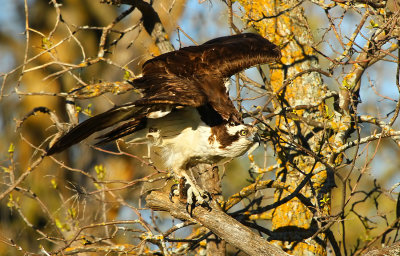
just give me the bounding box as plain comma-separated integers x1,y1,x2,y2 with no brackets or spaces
94,118,147,145
46,104,143,155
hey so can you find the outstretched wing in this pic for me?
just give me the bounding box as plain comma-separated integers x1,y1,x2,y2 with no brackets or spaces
46,33,280,155
132,33,281,123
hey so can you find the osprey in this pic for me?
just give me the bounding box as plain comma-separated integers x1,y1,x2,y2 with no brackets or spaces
46,33,281,206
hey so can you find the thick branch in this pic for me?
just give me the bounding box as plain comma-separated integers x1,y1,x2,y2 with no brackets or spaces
146,191,288,256
363,242,400,256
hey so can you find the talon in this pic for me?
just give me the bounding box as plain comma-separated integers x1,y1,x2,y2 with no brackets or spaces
180,177,188,200
169,183,179,202
186,203,194,217
184,183,212,215
195,201,211,212
201,192,212,211
172,174,213,214
196,192,212,211
203,191,211,202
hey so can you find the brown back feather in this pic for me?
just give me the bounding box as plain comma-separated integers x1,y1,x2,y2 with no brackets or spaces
131,33,281,123
46,34,280,155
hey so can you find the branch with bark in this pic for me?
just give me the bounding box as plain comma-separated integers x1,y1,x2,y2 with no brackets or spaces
146,191,289,256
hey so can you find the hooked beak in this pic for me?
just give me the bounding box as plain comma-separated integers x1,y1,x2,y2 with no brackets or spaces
253,132,262,145
248,131,261,155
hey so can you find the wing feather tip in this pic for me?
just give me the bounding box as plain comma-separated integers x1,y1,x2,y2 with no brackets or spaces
46,144,62,156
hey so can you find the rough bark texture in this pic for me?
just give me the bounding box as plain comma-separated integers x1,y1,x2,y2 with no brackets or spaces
363,242,400,256
238,0,339,255
194,165,226,256
146,191,289,256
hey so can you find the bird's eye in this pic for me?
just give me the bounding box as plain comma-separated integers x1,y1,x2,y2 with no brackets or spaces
239,130,248,136
229,121,235,126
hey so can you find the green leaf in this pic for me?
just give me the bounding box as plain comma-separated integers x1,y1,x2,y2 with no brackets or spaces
369,19,379,28
68,207,77,219
51,178,58,189
95,164,105,180
123,70,131,80
8,143,14,154
41,37,53,50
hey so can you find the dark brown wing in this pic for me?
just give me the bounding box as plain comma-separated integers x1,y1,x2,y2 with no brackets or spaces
133,75,241,122
94,119,147,145
131,33,281,123
46,33,280,155
46,104,148,155
133,74,208,107
140,33,280,78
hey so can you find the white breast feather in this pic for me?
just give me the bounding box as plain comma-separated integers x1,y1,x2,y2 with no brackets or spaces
146,105,172,119
127,107,255,171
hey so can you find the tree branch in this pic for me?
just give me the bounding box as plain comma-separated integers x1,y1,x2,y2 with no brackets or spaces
102,0,174,53
363,241,400,256
146,191,289,256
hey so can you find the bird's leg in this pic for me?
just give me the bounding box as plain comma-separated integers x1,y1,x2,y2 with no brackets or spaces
181,173,211,213
169,176,187,202
169,170,211,214
169,183,178,202
177,173,200,204
169,177,184,202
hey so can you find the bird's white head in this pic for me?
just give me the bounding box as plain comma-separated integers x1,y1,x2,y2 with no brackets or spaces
214,123,259,158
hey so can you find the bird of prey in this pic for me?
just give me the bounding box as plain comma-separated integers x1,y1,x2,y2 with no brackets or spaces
46,33,281,207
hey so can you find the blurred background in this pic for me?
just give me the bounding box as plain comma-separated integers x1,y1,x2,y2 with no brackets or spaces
0,0,399,255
